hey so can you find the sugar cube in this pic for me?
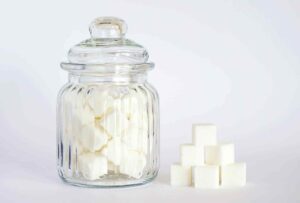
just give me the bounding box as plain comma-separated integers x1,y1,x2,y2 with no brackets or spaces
122,126,148,154
78,124,108,152
205,143,235,165
192,124,217,146
78,153,108,180
221,163,246,187
106,137,123,165
180,144,204,166
170,164,192,186
100,111,130,137
120,150,146,178
193,165,219,189
86,87,114,118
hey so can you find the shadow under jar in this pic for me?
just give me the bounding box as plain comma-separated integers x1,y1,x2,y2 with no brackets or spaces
57,17,159,187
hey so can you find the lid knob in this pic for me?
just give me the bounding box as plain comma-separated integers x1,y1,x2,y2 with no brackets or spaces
89,17,127,39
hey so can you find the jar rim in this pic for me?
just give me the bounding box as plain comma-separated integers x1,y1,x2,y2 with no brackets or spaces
60,62,154,74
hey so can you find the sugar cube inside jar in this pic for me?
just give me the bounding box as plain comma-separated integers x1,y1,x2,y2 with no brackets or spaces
57,17,160,187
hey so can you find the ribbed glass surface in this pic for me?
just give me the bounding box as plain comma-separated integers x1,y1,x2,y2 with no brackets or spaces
57,77,159,187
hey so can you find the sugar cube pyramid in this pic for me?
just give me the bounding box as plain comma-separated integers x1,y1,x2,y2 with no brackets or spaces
170,124,246,188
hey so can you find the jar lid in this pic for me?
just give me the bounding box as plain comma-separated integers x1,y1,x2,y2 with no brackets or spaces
67,17,149,64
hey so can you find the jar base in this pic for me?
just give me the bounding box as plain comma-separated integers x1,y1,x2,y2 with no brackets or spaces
58,170,158,188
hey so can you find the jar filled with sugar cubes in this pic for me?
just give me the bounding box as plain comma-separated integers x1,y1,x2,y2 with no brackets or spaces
57,17,160,187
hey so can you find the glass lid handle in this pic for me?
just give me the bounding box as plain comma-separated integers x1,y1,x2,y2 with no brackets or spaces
89,17,127,39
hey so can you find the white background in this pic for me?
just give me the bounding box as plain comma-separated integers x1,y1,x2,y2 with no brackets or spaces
0,0,300,202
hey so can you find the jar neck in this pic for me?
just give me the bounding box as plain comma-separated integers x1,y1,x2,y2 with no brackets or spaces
68,72,147,84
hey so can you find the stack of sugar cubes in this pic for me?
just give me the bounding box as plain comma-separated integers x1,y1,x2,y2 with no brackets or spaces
61,85,150,180
170,124,246,188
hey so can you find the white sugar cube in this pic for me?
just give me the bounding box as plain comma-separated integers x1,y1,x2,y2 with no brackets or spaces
205,143,235,165
63,87,94,135
106,137,123,165
99,146,108,156
121,91,145,112
78,124,108,152
170,164,192,186
127,111,149,130
122,126,148,154
62,92,74,135
73,106,95,126
78,106,95,125
120,150,146,178
78,153,108,180
86,87,114,118
100,111,130,137
100,144,118,173
221,163,246,187
68,113,82,137
72,86,88,108
180,144,204,166
108,161,119,173
192,124,217,146
193,165,220,189
119,90,149,129
68,109,94,139
71,140,84,173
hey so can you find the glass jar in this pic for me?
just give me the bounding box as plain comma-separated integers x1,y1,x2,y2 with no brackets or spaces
57,17,159,187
